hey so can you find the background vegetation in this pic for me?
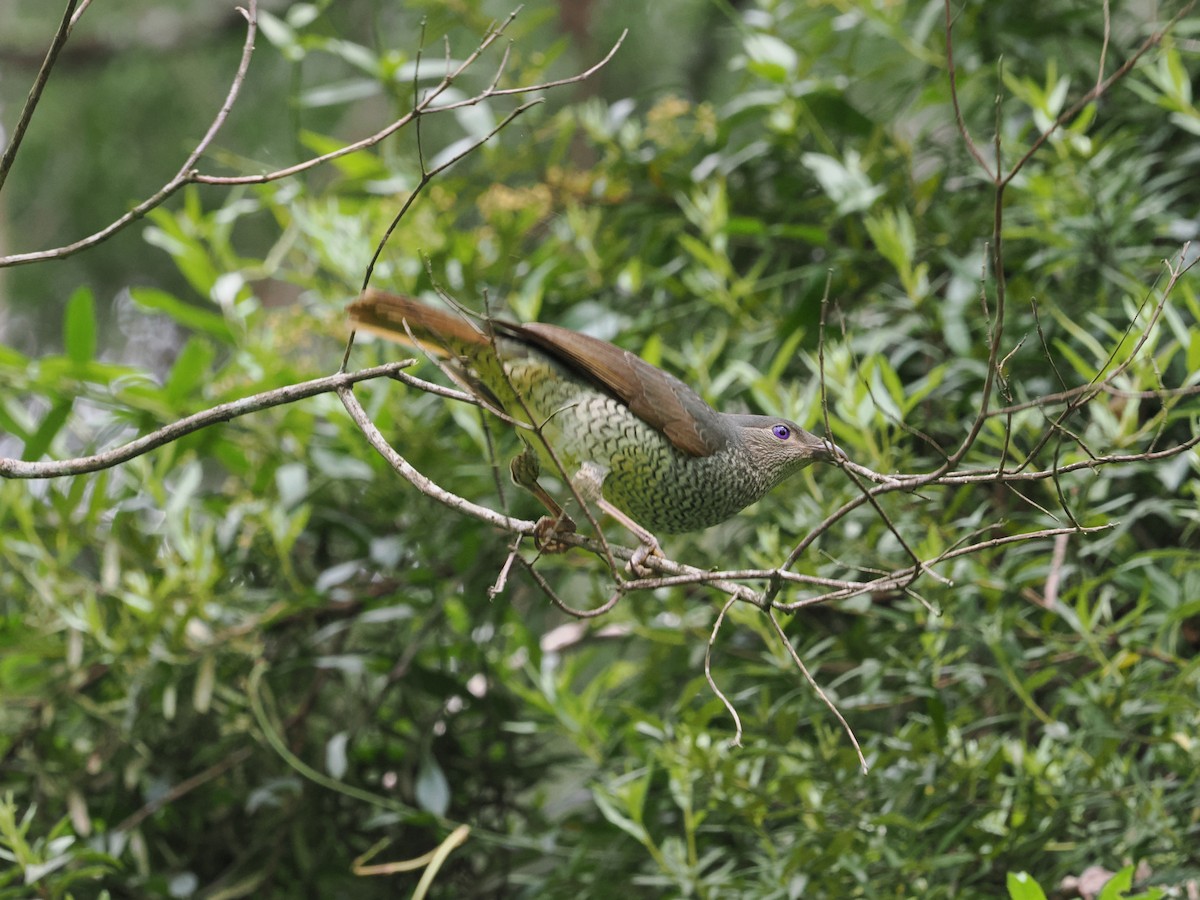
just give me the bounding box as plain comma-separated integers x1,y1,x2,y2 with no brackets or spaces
2,0,1198,896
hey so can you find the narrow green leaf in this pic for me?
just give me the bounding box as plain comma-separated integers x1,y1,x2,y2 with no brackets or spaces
592,788,649,844
165,337,216,406
743,34,798,83
63,287,96,365
129,288,233,343
0,343,29,369
1006,871,1048,900
22,399,73,461
0,398,31,442
325,732,349,780
1096,865,1134,900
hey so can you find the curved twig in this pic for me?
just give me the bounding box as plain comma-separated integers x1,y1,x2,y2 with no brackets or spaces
0,362,417,479
0,0,82,194
0,0,260,267
0,12,627,269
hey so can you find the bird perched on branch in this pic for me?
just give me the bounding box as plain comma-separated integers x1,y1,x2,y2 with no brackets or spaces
348,289,837,552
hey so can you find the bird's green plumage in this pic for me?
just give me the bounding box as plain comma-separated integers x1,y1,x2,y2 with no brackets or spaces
349,291,834,533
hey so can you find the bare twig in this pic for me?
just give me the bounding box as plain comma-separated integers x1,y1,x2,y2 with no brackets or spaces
336,383,538,535
518,557,624,618
775,524,1112,613
361,98,543,290
705,597,745,748
0,12,627,269
942,0,994,178
767,610,868,773
1096,0,1112,95
0,0,260,267
0,362,416,479
190,22,628,185
114,746,254,834
0,0,82,194
68,0,96,29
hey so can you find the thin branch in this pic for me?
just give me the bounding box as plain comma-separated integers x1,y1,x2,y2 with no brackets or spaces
1011,246,1193,474
517,556,624,618
192,26,628,184
114,747,254,834
705,597,744,747
0,14,626,269
1000,0,1198,188
362,98,544,290
942,0,994,179
0,0,82,194
0,362,414,479
336,383,538,535
774,524,1113,613
68,0,96,29
945,112,1008,471
0,0,259,267
1096,0,1112,95
990,380,1200,417
767,610,868,773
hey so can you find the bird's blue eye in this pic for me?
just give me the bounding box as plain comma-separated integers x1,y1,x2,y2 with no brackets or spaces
771,424,790,440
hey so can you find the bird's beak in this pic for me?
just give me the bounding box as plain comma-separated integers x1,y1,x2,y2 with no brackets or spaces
800,430,842,462
821,438,844,461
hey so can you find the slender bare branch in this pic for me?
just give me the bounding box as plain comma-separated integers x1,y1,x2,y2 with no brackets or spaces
705,597,745,748
361,98,544,290
0,11,626,269
336,383,538,535
0,0,259,267
942,0,994,179
0,362,415,479
767,610,868,773
0,0,83,194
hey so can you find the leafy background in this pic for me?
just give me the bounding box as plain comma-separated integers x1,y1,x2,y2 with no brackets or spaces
1,0,1198,897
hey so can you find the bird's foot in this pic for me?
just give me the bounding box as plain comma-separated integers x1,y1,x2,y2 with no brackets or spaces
512,442,578,552
590,496,664,577
533,513,577,554
627,536,664,578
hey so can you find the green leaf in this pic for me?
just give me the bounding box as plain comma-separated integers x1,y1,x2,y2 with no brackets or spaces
802,151,884,215
592,788,649,844
415,754,450,817
1006,871,1048,900
142,216,223,298
1096,865,1134,900
164,337,216,406
22,398,73,461
743,34,798,83
299,78,381,109
0,396,31,442
129,288,234,343
256,9,303,61
63,287,96,365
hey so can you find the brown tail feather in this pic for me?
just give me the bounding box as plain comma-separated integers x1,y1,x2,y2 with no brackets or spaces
348,289,490,356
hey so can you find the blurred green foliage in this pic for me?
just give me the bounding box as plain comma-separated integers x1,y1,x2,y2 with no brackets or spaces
2,0,1199,897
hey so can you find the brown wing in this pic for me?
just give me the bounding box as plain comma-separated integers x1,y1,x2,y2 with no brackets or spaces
515,322,728,458
348,290,728,458
347,290,490,357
